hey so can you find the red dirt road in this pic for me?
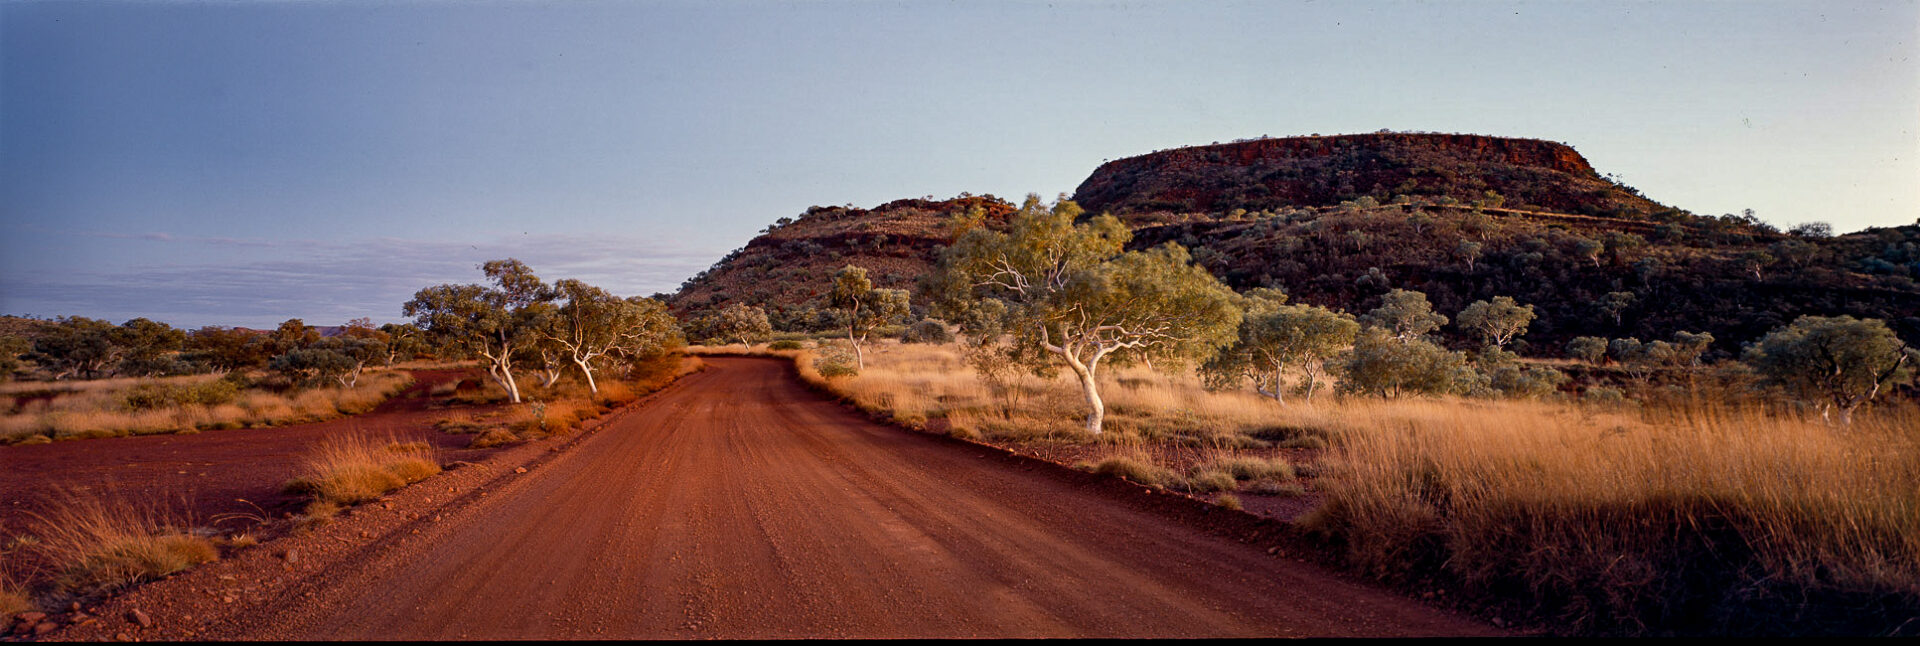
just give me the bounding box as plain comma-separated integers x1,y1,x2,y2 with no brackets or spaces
219,357,1496,639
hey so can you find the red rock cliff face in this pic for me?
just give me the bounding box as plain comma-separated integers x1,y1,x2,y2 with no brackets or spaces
1073,134,1665,218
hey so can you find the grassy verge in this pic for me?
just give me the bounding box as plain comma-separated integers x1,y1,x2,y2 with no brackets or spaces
1302,401,1920,635
429,354,704,449
699,338,1920,636
0,370,415,445
20,494,218,602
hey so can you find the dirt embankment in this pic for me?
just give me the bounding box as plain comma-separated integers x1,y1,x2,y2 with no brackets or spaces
43,357,1498,640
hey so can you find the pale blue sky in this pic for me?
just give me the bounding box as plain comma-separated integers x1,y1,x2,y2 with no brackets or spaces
3,0,1915,328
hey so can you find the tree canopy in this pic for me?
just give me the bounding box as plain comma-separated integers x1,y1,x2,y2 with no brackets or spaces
1743,315,1916,424
933,195,1240,434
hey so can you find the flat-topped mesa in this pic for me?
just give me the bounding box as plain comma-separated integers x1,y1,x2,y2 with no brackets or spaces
1073,133,1670,219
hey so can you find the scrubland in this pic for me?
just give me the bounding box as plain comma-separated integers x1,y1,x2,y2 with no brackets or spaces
0,370,413,445
704,338,1920,636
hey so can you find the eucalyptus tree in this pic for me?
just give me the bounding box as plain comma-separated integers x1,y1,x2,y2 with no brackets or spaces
403,259,552,403
542,279,682,394
1362,289,1448,343
1743,315,1916,425
1202,290,1359,404
712,302,772,347
1455,296,1536,349
934,195,1240,434
830,264,911,370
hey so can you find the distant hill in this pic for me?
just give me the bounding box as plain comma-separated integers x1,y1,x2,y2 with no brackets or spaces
669,133,1920,353
1074,133,1674,221
669,196,1015,328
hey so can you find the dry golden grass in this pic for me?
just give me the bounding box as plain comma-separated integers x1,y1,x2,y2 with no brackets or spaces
739,339,1920,635
0,569,28,619
284,435,442,508
0,370,413,444
26,494,218,595
1303,400,1920,634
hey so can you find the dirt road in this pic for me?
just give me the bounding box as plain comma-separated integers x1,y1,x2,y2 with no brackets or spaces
222,356,1495,639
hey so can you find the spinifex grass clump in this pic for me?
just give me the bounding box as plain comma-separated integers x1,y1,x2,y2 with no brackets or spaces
1303,402,1920,636
285,435,441,510
28,494,218,596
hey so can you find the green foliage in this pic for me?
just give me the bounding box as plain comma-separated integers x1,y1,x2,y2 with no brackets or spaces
185,326,271,372
713,302,773,346
1362,289,1448,342
112,318,187,377
30,316,121,380
830,264,912,366
1337,328,1476,398
768,339,806,351
270,348,357,388
1743,315,1916,423
123,378,242,411
0,334,27,381
899,319,954,344
812,346,859,378
1487,363,1570,399
1202,297,1359,403
1566,336,1608,364
1455,296,1536,348
933,195,1241,433
540,280,684,393
403,258,553,403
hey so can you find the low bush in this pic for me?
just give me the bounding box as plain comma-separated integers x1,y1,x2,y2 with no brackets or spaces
284,436,441,508
899,319,954,344
1090,455,1180,488
469,428,520,449
769,340,806,351
813,349,859,378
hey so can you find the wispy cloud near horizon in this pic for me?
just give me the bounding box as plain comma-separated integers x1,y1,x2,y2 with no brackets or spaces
0,232,723,329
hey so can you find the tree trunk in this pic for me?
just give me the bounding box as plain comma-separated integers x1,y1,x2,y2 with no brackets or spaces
1076,368,1105,434
849,328,866,371
487,359,522,403
1255,368,1285,405
573,357,599,394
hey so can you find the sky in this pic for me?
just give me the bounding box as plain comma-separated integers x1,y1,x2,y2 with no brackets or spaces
3,0,1915,329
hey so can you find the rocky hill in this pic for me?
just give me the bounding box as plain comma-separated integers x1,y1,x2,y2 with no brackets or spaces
1073,133,1674,221
669,195,1015,329
671,134,1920,353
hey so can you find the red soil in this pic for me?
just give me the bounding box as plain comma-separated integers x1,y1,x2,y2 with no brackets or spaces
0,370,504,538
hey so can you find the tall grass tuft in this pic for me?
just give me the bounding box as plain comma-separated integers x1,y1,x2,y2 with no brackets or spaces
27,494,218,595
284,435,441,508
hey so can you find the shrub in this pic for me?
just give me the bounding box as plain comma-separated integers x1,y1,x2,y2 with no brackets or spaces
899,319,955,344
769,340,806,351
469,428,519,449
434,414,487,434
1185,470,1238,492
1091,455,1179,488
813,348,859,378
1215,494,1243,510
